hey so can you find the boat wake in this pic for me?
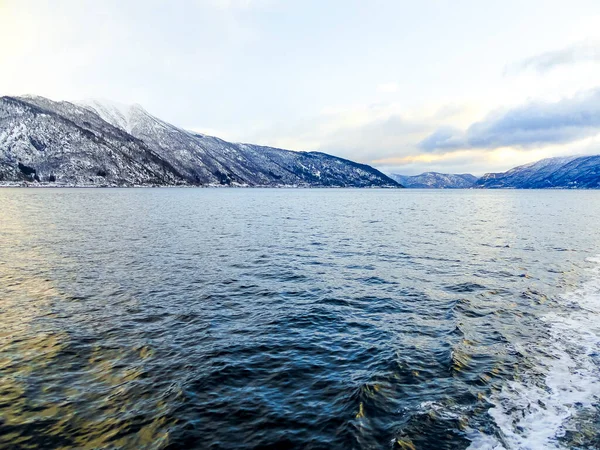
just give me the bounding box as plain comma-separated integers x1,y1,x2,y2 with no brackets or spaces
468,256,600,449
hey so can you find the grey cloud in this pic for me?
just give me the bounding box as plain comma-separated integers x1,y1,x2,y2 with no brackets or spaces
419,88,600,151
418,126,466,152
510,41,600,73
242,111,433,164
318,114,430,162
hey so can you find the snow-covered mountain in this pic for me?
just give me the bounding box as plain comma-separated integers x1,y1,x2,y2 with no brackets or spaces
80,98,143,134
0,95,400,187
391,156,600,189
389,172,478,188
476,156,600,188
0,96,183,186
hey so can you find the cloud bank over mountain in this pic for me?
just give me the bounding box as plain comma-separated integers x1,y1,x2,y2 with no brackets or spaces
419,88,600,152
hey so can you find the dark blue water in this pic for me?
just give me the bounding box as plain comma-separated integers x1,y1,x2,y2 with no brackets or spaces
1,188,600,449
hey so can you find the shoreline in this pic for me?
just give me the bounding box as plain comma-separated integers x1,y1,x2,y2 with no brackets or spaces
0,183,596,190
0,183,400,189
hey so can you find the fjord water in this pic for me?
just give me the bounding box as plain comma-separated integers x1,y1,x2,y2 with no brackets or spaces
1,189,600,450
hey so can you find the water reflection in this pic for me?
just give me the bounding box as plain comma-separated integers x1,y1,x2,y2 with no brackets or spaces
0,188,599,449
0,194,174,449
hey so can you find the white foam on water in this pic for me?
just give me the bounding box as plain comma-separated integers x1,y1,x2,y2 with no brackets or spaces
468,256,600,450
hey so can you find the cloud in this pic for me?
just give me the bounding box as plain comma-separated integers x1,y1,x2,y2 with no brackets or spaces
375,150,497,176
376,137,600,177
510,41,600,74
418,126,465,152
419,88,600,151
208,0,273,10
319,114,430,161
233,103,436,165
376,82,399,93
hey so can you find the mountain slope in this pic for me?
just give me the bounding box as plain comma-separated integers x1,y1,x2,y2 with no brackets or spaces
389,172,477,188
0,96,184,185
80,99,399,187
0,95,400,187
476,156,600,188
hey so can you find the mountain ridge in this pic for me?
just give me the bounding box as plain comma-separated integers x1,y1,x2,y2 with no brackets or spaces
389,172,478,188
0,95,401,188
476,155,600,189
3,95,600,189
391,156,600,189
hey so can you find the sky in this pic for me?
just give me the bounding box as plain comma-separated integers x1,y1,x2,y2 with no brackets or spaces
1,0,600,175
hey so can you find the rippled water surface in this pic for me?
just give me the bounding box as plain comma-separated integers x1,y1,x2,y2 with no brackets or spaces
1,188,600,449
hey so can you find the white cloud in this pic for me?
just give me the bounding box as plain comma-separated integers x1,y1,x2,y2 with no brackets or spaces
376,83,399,94
207,0,273,9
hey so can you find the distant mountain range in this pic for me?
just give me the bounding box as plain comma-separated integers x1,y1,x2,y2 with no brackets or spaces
475,156,600,189
389,172,478,188
0,95,400,187
391,156,600,189
2,95,600,189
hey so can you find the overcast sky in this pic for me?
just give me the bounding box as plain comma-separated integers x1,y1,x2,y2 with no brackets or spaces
2,0,600,175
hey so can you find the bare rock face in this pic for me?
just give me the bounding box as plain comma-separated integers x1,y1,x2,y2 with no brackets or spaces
0,95,400,188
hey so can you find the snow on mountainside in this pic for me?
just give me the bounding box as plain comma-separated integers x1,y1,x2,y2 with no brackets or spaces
0,96,183,185
80,99,400,187
80,98,144,133
389,172,477,188
476,156,600,188
0,95,400,187
391,156,600,189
